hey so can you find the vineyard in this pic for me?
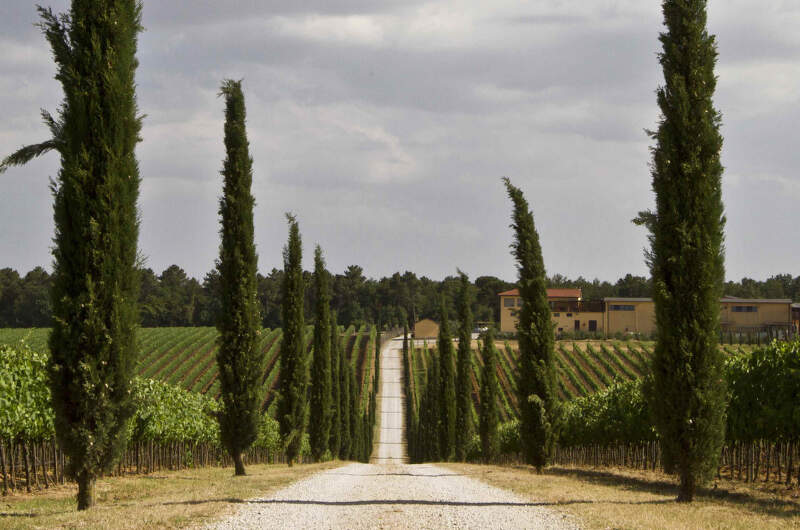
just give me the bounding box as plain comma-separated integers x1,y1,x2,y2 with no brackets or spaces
406,336,800,486
406,338,758,423
0,325,383,494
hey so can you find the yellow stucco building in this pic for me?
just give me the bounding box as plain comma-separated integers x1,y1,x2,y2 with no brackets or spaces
500,290,793,338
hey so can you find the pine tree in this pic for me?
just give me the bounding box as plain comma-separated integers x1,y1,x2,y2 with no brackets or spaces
437,296,457,461
215,80,263,476
329,311,341,458
503,177,559,472
0,2,143,509
309,245,332,461
454,270,474,461
339,330,351,460
278,215,307,466
634,0,727,502
479,325,500,462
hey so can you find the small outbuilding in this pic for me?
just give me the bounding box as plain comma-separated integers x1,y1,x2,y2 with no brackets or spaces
413,319,439,339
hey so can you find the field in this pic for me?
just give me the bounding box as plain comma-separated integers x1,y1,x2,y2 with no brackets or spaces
0,325,377,412
408,338,758,422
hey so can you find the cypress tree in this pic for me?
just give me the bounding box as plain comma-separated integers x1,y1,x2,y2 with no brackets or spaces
1,2,143,509
329,311,342,458
634,0,727,502
215,80,262,476
339,330,351,460
427,351,442,461
454,270,474,461
437,296,457,461
349,364,360,460
309,245,332,461
503,177,559,472
278,215,307,466
479,325,500,462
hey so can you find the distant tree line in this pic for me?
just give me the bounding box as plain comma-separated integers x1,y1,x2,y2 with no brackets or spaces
3,266,799,329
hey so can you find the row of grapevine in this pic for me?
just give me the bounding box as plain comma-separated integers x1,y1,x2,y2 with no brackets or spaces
0,339,306,494
514,340,800,485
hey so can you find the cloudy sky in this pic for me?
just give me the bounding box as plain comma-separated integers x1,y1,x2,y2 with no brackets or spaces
1,1,798,283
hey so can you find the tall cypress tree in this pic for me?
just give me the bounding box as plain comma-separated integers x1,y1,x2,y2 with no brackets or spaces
349,364,360,460
215,80,262,476
634,0,727,502
454,270,474,461
503,177,558,472
309,245,332,461
1,2,143,509
339,332,351,459
278,215,307,466
329,311,342,458
437,297,456,461
479,325,500,462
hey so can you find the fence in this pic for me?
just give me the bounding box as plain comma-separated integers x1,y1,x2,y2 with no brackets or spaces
0,439,300,495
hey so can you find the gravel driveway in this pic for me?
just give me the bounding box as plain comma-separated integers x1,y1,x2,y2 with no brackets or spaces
208,462,576,529
209,338,576,529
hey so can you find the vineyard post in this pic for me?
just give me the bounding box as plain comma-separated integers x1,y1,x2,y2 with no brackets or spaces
1,442,7,495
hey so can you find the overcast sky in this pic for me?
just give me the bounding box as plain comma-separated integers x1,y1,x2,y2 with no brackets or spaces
1,1,798,283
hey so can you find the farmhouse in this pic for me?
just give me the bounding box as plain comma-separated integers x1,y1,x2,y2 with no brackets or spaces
500,289,793,338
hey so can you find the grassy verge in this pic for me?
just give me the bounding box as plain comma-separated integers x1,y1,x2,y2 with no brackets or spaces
443,463,800,529
0,461,341,529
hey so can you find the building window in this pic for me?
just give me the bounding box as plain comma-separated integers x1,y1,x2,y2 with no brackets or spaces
732,306,758,313
510,309,518,317
517,298,523,307
610,304,635,311
566,313,572,317
589,320,597,332
553,312,560,317
504,298,515,308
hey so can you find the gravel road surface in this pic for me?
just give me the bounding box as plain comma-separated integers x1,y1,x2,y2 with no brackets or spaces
209,462,576,529
208,337,575,529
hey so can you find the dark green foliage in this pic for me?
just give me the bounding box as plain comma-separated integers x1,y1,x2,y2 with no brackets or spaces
503,178,559,472
339,328,351,459
0,1,145,509
278,215,307,465
329,312,341,458
309,246,332,460
479,326,501,461
215,80,263,476
455,270,473,461
635,0,727,502
437,297,457,461
349,364,359,460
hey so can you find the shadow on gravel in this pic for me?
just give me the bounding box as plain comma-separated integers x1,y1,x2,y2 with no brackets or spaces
327,472,470,478
546,467,800,517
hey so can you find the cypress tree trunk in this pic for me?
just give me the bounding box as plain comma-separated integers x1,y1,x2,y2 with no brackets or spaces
0,2,144,509
479,325,501,462
503,178,559,472
455,271,474,461
215,80,263,477
636,0,727,503
438,297,457,461
278,216,307,466
309,246,333,461
329,312,342,458
76,472,95,511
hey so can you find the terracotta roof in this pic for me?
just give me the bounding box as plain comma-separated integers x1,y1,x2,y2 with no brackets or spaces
499,288,582,299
